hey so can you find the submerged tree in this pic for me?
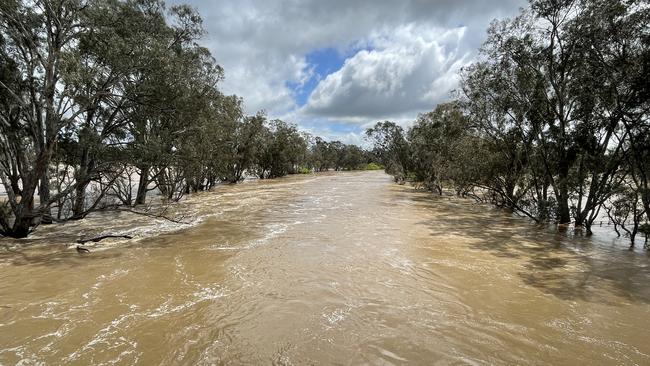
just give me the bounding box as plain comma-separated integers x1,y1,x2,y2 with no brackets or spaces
0,0,375,238
0,0,87,236
366,122,411,183
367,0,650,247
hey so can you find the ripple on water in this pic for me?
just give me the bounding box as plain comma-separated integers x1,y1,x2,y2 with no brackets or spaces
1,171,650,365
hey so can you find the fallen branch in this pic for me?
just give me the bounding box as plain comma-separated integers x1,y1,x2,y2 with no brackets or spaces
118,207,191,224
77,234,133,244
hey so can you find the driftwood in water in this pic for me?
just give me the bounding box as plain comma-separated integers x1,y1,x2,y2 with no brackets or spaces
76,235,133,244
76,245,90,253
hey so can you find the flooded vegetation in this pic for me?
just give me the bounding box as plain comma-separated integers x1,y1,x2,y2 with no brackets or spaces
1,0,649,364
1,171,649,364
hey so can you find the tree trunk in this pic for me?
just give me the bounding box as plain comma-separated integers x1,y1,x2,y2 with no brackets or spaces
7,187,37,238
505,182,516,210
10,215,33,238
39,170,52,224
9,174,21,196
72,181,89,219
135,165,150,205
557,160,571,225
558,189,571,225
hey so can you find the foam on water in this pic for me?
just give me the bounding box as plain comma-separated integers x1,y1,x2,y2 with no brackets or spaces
2,171,649,365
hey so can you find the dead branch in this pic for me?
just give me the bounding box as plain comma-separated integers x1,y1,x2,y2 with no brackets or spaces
76,234,133,244
118,207,191,224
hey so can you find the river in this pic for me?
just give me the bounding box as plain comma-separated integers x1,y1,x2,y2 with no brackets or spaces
1,171,649,365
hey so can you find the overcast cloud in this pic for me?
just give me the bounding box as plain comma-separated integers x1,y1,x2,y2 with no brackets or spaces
170,0,527,144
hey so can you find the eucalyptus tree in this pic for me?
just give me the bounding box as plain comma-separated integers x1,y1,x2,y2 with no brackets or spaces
604,179,647,248
460,56,548,220
62,0,194,215
458,1,583,223
561,0,649,232
577,0,650,229
123,3,222,204
306,137,375,172
216,111,267,183
408,103,470,195
0,31,25,203
253,119,307,179
457,0,647,230
0,0,378,239
365,0,647,238
0,0,88,237
337,144,368,171
309,137,333,172
327,141,345,170
365,122,411,182
271,119,308,177
0,0,224,234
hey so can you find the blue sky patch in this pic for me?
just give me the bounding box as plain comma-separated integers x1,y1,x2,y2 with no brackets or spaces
287,46,377,107
286,47,348,106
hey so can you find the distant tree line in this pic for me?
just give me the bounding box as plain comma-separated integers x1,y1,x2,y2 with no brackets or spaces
0,0,377,238
368,0,649,248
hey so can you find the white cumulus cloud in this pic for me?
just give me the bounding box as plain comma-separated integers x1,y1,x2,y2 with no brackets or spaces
302,25,470,122
169,0,527,142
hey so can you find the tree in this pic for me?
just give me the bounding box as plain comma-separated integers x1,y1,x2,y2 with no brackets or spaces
252,119,307,179
408,103,469,195
0,0,86,237
365,122,411,183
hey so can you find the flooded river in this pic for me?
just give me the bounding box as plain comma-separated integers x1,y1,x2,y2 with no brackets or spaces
1,171,649,365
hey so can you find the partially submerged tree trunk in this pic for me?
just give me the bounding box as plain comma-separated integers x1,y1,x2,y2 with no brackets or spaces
39,171,52,224
135,166,150,205
77,234,133,244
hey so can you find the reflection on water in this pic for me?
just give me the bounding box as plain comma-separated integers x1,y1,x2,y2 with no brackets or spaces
1,171,649,365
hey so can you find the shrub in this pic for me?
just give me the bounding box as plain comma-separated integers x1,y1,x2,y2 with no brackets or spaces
364,162,383,170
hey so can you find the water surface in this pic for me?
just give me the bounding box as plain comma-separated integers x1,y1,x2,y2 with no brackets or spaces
1,171,649,365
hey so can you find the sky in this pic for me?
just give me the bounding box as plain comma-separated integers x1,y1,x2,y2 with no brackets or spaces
170,0,527,145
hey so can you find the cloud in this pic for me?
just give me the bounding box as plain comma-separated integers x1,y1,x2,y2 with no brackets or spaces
302,25,470,121
169,0,527,142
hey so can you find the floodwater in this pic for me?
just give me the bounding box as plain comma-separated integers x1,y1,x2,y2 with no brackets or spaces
1,171,649,365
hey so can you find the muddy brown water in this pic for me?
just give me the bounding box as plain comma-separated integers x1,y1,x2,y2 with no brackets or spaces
1,171,649,365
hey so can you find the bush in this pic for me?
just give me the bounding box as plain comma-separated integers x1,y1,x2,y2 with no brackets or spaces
364,162,383,170
296,166,312,174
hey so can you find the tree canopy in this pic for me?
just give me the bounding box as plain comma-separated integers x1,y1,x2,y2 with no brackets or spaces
0,0,377,238
367,0,650,248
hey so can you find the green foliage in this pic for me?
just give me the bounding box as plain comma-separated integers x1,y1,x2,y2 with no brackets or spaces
366,0,650,248
366,122,411,182
0,0,374,237
304,137,377,172
363,163,383,171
